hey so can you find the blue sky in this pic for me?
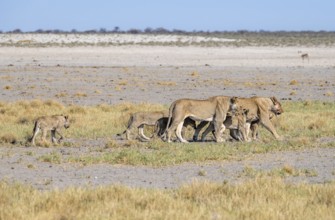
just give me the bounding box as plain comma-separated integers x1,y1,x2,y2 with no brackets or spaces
1,0,334,32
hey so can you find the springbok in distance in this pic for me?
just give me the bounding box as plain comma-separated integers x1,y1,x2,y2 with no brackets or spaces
301,53,309,62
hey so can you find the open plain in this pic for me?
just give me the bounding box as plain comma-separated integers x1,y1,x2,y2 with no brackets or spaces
0,33,334,191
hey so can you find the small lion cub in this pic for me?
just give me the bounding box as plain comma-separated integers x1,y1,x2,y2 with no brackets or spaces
30,115,70,146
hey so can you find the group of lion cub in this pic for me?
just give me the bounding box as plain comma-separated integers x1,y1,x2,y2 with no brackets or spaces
29,95,283,145
117,95,284,143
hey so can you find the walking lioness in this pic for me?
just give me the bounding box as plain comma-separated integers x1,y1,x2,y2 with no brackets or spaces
233,96,283,140
165,96,238,143
30,115,70,146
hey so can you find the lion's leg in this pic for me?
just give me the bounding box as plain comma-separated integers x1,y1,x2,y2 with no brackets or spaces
158,123,166,137
31,127,40,146
138,125,151,141
125,129,132,140
125,118,136,140
166,118,182,143
166,126,173,143
176,121,188,143
245,123,252,142
41,129,48,142
237,122,252,142
250,122,259,140
51,130,57,143
259,112,281,140
152,120,160,139
201,122,214,141
193,121,209,141
55,130,64,143
155,120,167,140
229,129,240,141
214,119,225,143
181,128,186,139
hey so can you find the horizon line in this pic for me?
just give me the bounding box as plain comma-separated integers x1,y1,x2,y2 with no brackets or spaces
2,28,335,34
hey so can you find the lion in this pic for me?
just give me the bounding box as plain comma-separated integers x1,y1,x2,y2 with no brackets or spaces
164,96,238,143
117,111,168,141
230,96,284,140
30,115,70,146
117,111,196,141
155,117,196,139
193,107,249,142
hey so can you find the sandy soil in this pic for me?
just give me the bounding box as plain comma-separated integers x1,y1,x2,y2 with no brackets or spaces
0,40,334,189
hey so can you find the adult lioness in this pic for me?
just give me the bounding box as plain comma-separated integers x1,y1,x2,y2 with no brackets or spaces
193,107,249,142
30,115,70,146
165,96,238,143
232,96,283,140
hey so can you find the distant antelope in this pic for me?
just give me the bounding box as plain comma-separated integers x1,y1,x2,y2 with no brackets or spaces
301,53,309,62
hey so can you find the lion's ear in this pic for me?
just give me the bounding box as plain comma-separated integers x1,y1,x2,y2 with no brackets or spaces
230,96,238,104
64,115,69,120
243,108,249,115
271,96,278,104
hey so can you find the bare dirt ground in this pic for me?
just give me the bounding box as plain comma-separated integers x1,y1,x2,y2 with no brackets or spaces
1,46,334,105
0,42,334,190
1,144,334,190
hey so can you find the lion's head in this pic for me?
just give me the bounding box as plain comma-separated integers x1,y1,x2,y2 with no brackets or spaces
270,96,284,115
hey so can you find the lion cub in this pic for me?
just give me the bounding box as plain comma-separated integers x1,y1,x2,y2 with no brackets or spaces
117,111,196,141
117,111,168,141
30,115,70,146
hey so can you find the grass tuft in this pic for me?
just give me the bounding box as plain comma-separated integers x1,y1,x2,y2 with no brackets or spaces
0,133,18,144
289,80,299,85
324,91,334,97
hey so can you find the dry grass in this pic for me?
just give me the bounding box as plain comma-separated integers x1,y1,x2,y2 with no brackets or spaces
0,133,18,144
324,91,334,97
290,91,297,96
74,92,88,97
289,79,299,85
0,177,334,220
157,81,177,86
190,71,199,77
118,80,128,86
55,92,68,98
3,85,12,90
240,165,318,178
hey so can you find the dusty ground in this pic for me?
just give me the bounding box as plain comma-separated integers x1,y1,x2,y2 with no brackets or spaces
1,143,334,190
0,40,334,189
1,46,334,105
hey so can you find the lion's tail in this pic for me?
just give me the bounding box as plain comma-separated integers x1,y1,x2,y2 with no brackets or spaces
116,114,133,137
162,101,176,137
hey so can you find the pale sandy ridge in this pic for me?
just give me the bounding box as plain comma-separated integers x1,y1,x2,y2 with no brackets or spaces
0,33,237,45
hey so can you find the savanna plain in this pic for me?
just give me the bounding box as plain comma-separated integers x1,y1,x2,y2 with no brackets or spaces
0,33,335,219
